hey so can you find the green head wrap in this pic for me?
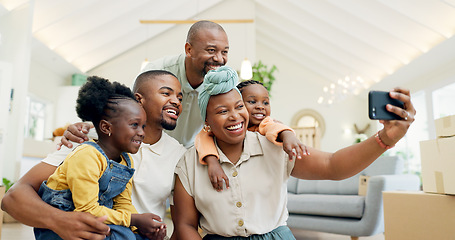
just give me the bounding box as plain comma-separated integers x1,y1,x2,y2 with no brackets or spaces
198,66,242,120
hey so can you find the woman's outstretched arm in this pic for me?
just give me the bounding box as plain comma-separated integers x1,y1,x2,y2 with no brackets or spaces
292,88,416,180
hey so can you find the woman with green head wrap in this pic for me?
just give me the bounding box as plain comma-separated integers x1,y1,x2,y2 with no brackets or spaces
197,66,242,121
173,66,297,239
196,68,306,192
172,66,416,239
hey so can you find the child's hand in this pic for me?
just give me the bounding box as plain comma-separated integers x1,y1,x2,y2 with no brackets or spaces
142,227,166,240
280,130,309,161
205,155,230,191
131,213,166,238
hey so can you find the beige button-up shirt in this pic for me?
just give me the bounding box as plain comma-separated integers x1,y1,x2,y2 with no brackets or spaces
175,131,295,237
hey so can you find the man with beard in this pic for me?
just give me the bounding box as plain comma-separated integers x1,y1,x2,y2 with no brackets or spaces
140,20,229,148
2,70,187,240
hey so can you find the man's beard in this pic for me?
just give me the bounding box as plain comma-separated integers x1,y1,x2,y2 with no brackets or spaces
160,116,177,130
203,62,223,75
202,67,208,76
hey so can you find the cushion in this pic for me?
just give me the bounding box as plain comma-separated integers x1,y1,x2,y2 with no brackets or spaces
287,176,299,194
295,174,360,195
363,155,403,175
287,193,365,219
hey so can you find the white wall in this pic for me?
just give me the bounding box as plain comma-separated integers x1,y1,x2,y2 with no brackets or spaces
29,55,81,139
0,2,34,180
28,61,65,137
0,62,12,181
54,86,82,129
29,59,70,103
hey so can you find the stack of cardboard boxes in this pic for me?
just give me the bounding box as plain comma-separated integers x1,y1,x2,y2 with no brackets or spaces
383,115,455,240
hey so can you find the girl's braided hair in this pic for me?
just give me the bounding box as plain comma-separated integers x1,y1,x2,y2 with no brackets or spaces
236,80,265,93
76,76,137,126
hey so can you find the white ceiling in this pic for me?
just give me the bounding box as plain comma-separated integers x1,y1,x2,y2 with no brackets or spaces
31,0,222,73
4,0,455,88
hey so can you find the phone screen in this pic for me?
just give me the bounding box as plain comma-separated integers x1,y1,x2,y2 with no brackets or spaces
368,91,404,120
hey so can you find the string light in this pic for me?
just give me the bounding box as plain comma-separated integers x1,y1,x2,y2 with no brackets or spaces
318,74,371,105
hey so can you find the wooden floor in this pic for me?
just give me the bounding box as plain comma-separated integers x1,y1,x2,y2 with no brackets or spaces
2,221,385,240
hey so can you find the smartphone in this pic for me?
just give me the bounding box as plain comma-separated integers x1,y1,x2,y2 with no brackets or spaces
368,91,404,120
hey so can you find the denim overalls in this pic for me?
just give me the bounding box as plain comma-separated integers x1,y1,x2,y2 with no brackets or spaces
34,141,145,240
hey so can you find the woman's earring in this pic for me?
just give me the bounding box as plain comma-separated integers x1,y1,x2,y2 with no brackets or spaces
203,124,211,133
108,132,111,137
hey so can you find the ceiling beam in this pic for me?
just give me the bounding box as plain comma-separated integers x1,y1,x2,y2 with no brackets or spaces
139,19,253,24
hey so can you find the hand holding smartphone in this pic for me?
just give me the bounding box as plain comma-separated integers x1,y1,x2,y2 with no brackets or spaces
368,91,404,120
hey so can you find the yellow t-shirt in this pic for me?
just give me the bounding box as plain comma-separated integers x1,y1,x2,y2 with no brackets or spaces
45,142,137,227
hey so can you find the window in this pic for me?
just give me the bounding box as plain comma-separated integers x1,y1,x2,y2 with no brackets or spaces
384,81,455,178
384,90,427,176
290,109,325,149
24,96,48,141
432,82,455,119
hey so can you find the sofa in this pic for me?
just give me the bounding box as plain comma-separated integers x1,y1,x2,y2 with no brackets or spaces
287,156,421,239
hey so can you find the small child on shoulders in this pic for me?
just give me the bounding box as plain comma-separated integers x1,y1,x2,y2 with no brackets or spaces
195,80,308,191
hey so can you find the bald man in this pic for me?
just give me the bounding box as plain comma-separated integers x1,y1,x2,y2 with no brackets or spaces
141,20,229,148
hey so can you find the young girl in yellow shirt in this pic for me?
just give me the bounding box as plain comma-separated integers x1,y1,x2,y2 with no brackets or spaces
34,76,151,239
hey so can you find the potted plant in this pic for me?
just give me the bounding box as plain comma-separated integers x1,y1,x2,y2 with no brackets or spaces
251,60,278,93
2,178,17,223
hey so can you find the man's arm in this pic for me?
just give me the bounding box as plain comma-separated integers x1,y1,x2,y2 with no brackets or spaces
57,122,93,149
1,162,110,240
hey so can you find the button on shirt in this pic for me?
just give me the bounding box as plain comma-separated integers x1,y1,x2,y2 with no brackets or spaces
141,53,204,148
42,130,187,219
175,131,295,237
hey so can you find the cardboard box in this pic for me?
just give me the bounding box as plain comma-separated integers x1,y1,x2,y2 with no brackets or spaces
383,191,455,240
358,175,370,196
420,136,455,194
435,115,455,137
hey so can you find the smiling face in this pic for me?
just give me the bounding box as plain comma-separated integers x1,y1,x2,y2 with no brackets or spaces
136,74,183,131
185,28,229,76
241,84,271,127
109,100,146,154
205,89,248,147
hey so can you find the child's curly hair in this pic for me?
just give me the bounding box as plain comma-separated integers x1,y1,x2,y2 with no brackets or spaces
236,80,265,93
76,76,137,126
